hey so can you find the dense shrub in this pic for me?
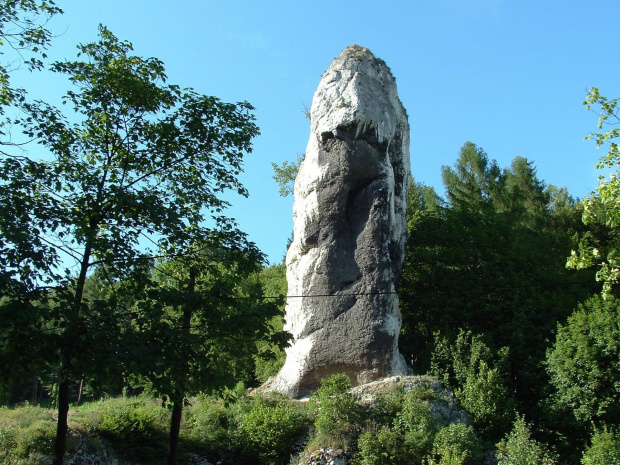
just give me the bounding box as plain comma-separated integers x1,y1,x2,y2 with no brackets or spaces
232,395,308,465
546,295,620,428
581,429,620,465
367,387,405,427
13,420,56,459
184,399,229,455
355,384,443,465
308,374,362,441
432,330,515,441
93,397,169,462
357,426,406,465
496,416,557,465
0,405,65,464
396,385,439,460
427,422,484,465
0,425,17,459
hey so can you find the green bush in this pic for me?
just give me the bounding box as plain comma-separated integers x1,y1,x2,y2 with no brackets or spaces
98,399,163,434
308,374,361,441
357,426,406,465
368,387,404,427
13,420,56,459
233,396,308,465
0,406,60,463
546,295,620,428
427,422,484,465
356,384,441,465
496,416,557,465
581,429,620,465
95,398,168,462
0,405,52,428
432,330,515,441
395,386,438,459
0,426,18,459
253,343,286,384
184,399,229,453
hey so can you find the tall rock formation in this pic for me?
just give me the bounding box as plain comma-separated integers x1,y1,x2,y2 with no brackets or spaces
267,45,411,397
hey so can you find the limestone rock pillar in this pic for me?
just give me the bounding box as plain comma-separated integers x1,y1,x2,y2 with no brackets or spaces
266,45,411,397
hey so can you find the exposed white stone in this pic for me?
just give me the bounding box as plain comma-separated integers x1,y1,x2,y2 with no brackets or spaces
263,45,411,398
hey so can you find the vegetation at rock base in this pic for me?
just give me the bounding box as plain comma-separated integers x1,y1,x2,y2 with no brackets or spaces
0,375,519,465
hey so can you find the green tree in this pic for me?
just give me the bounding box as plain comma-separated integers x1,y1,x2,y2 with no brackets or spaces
357,384,444,465
232,395,308,465
399,141,592,418
130,230,286,465
0,2,63,400
0,26,260,465
546,295,620,429
427,422,485,465
581,429,620,465
0,0,62,117
357,426,409,465
271,153,304,197
254,262,288,382
431,330,515,441
567,88,620,297
496,416,557,465
441,141,504,211
398,178,443,369
308,373,361,441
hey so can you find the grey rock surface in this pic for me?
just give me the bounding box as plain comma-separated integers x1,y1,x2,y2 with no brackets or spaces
265,45,411,398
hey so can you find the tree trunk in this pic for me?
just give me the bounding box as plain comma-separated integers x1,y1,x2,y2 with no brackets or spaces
167,400,184,465
31,375,37,405
53,379,70,465
52,239,92,465
167,266,196,465
77,377,84,405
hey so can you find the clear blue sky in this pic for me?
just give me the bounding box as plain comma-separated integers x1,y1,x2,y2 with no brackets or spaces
15,0,620,264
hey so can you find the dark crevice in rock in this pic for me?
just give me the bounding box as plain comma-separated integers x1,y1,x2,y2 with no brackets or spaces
346,178,375,225
320,131,335,143
333,122,387,153
301,230,319,255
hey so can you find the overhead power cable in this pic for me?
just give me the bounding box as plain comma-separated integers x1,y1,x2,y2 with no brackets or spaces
236,279,601,301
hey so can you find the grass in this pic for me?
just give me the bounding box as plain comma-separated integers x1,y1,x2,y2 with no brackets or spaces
0,374,498,465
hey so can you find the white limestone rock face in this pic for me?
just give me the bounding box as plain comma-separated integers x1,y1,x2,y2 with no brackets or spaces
266,45,411,398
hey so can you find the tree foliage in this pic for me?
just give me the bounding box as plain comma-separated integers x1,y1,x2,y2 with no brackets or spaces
567,88,620,297
132,232,283,400
581,429,620,465
0,25,262,464
0,0,62,150
546,295,620,428
271,153,304,197
254,263,288,382
399,142,593,418
0,0,62,97
431,329,514,440
496,416,557,465
127,230,287,465
307,373,361,440
427,422,484,465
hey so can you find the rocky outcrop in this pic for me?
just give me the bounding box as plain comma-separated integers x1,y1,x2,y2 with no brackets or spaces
264,45,411,398
294,376,471,465
350,375,471,426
